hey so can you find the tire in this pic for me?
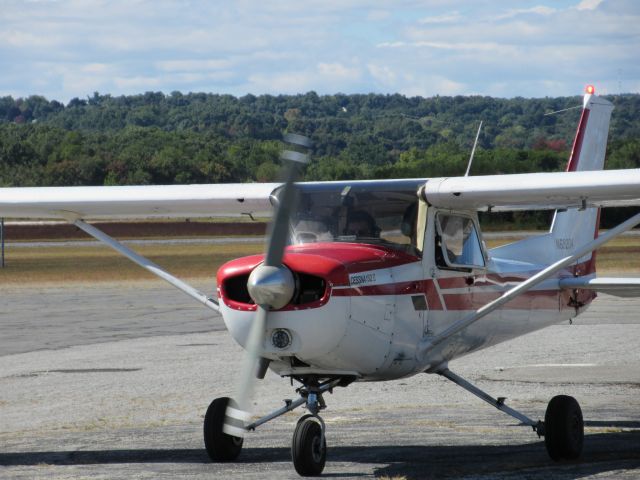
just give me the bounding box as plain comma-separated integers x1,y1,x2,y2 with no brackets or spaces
291,417,326,476
544,395,584,461
203,397,244,462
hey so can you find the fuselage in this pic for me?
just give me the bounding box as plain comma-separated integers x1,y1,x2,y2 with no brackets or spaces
217,238,594,382
215,175,599,382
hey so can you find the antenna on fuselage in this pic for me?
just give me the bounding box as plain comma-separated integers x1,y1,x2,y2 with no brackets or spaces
464,120,483,177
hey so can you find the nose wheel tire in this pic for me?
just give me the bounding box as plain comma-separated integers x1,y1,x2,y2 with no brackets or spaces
204,397,244,462
544,395,584,461
292,416,327,476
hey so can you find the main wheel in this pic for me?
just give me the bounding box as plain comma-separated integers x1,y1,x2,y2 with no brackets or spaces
203,397,244,462
291,416,326,476
544,395,584,461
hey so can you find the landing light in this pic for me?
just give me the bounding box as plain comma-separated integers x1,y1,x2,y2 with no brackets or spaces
272,329,292,349
585,85,595,95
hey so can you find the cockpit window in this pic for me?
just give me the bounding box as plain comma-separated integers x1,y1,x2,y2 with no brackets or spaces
285,185,421,256
435,213,485,269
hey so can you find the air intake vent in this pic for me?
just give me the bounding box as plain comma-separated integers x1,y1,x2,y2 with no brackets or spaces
292,273,326,305
223,272,326,307
223,274,254,304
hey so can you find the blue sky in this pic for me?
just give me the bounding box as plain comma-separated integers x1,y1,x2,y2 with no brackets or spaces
1,0,638,102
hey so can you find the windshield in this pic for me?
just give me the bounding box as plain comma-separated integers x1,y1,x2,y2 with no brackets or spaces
285,184,421,256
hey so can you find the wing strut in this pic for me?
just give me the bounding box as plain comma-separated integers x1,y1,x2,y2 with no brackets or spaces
418,211,640,361
72,219,220,313
436,367,541,432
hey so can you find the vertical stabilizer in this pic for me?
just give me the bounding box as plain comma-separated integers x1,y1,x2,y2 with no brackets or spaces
550,87,614,274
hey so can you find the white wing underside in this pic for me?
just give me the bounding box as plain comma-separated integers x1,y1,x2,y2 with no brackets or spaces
423,168,640,211
1,168,640,220
0,183,279,219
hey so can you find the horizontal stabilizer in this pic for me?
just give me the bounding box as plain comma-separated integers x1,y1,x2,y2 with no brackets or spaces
559,276,640,298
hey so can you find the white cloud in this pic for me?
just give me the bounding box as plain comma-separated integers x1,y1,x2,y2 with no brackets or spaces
419,12,461,24
0,0,638,100
244,71,317,95
366,9,391,21
495,6,556,20
575,0,604,10
377,40,517,53
0,29,67,49
367,64,397,87
81,63,111,74
114,75,164,90
317,63,360,80
155,60,233,72
399,75,467,97
241,62,362,95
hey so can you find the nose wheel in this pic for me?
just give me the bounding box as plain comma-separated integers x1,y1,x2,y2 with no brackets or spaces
292,415,327,476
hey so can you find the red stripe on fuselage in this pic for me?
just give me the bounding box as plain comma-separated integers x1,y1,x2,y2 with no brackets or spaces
441,290,559,311
333,278,561,311
437,274,535,290
333,256,600,311
333,280,422,297
333,279,442,309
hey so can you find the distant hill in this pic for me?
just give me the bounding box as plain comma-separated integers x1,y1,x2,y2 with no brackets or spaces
1,91,639,188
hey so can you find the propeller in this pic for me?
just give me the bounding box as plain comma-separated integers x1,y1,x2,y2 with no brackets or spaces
223,133,312,437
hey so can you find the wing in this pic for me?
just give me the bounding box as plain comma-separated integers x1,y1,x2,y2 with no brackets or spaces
0,183,280,219
423,168,640,211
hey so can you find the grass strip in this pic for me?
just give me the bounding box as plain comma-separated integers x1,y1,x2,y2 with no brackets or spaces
1,237,638,286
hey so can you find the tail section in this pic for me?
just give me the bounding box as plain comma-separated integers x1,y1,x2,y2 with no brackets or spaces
549,86,614,274
490,87,613,269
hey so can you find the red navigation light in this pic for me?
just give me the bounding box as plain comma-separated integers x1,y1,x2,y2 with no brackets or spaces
585,85,595,94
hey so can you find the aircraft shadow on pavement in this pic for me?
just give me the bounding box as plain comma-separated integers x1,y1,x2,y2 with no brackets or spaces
1,431,639,478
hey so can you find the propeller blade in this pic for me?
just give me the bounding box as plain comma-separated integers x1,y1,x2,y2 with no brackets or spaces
265,136,311,266
224,133,311,437
222,305,267,436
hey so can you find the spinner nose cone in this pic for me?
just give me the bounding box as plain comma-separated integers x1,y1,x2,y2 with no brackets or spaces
247,264,295,309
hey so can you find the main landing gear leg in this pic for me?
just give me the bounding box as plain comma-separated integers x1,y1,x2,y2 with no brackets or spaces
435,367,584,461
204,378,342,477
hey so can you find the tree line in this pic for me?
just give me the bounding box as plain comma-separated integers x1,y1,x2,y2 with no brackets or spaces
1,91,639,190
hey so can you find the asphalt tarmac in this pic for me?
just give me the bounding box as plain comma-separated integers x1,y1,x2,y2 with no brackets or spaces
1,283,639,479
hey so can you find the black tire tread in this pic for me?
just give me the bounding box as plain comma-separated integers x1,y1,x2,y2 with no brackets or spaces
544,394,583,461
291,417,326,476
203,397,243,462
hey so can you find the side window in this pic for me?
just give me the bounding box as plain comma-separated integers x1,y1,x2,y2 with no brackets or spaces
435,213,485,269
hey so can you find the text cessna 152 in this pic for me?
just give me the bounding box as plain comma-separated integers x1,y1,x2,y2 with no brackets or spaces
2,86,640,476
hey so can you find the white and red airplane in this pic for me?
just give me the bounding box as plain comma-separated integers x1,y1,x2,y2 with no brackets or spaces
2,86,640,476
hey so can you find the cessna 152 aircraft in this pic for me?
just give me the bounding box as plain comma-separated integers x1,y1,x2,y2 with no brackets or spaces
2,86,640,476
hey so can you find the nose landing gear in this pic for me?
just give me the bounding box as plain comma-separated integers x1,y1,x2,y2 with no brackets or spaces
204,376,347,476
291,385,329,476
